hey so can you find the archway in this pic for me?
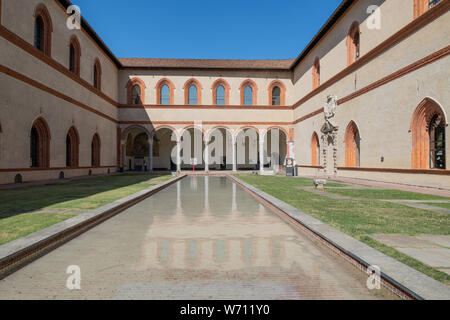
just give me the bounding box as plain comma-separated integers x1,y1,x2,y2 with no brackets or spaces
30,117,51,168
206,127,233,171
264,128,287,172
411,98,447,169
124,127,150,171
345,121,361,167
236,128,260,170
180,127,205,170
152,127,178,171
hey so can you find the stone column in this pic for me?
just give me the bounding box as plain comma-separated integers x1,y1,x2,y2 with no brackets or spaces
259,134,265,174
204,137,209,172
148,137,153,172
176,139,181,172
232,136,237,172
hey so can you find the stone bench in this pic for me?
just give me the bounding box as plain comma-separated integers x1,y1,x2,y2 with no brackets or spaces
314,179,327,190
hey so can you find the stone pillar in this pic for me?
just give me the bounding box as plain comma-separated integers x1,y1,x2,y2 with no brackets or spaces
204,137,209,173
176,139,181,172
232,136,237,172
148,138,153,172
259,134,265,174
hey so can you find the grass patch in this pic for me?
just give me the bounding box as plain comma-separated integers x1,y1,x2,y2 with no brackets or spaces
235,174,450,285
422,202,450,210
326,188,449,201
0,173,172,245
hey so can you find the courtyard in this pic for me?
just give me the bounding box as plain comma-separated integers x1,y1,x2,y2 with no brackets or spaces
0,173,449,300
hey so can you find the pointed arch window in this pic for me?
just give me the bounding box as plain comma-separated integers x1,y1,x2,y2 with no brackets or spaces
411,98,446,169
347,22,360,66
34,4,53,56
311,132,320,166
30,118,51,168
69,36,81,76
93,59,102,91
91,133,101,167
66,127,79,167
414,0,441,18
312,57,320,90
345,121,361,167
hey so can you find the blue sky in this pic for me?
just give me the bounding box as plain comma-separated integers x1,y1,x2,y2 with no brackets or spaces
72,0,342,60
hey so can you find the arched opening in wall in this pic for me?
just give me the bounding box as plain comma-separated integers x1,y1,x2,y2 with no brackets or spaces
124,127,150,172
414,0,441,18
207,128,233,171
180,127,205,170
347,22,360,66
312,57,320,90
345,121,361,167
411,98,447,169
34,4,52,56
311,132,320,166
93,58,102,91
152,127,178,171
236,128,260,170
66,126,79,167
268,80,286,106
156,78,174,105
30,117,50,168
212,79,230,105
264,128,287,173
126,78,146,105
69,35,81,76
240,80,257,106
184,79,202,105
91,133,101,167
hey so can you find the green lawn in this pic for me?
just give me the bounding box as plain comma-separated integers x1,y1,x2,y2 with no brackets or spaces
0,174,172,245
326,188,449,200
422,202,450,210
234,174,450,285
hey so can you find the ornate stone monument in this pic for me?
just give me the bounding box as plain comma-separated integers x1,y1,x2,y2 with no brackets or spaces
320,95,339,176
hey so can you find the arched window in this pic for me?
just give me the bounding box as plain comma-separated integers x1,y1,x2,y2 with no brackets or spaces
91,133,101,167
345,121,361,167
311,132,320,166
93,58,102,91
312,57,320,90
240,80,258,106
212,79,230,105
161,85,170,105
66,126,79,167
271,87,281,106
216,85,225,105
30,117,51,168
126,78,146,105
244,86,253,106
183,78,202,105
414,0,441,18
347,22,360,66
69,36,81,76
188,85,198,105
34,4,53,56
268,80,286,106
411,98,446,169
156,78,174,105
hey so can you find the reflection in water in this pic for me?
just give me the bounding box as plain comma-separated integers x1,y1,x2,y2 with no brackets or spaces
0,176,396,300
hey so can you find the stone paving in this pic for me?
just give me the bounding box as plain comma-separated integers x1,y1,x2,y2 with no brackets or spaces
0,177,397,300
370,234,450,276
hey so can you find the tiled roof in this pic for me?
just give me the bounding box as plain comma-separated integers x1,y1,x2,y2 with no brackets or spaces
118,58,295,70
